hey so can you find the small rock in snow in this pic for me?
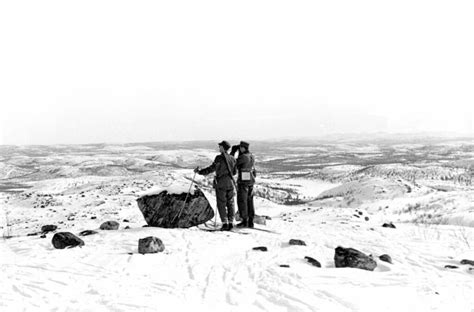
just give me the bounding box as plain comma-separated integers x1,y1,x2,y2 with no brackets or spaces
289,239,306,246
334,246,377,271
253,246,268,252
79,230,98,236
382,222,396,229
379,254,393,264
138,236,165,254
100,221,119,230
305,256,321,267
460,259,474,266
444,265,458,269
52,232,84,249
41,225,58,233
280,264,290,268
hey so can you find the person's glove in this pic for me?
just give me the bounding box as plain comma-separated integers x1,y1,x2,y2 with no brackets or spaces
230,145,239,155
194,166,200,173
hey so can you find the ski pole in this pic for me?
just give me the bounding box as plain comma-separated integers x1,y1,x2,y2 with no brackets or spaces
173,171,197,226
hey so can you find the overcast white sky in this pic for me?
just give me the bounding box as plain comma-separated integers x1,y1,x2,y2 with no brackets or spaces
1,0,473,145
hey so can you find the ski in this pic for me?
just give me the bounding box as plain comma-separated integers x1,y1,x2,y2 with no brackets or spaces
200,228,250,235
236,226,280,235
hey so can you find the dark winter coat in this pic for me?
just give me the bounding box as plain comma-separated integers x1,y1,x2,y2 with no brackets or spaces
236,151,255,185
198,153,236,190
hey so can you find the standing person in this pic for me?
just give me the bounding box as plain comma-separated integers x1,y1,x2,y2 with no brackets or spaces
230,140,256,228
194,141,236,231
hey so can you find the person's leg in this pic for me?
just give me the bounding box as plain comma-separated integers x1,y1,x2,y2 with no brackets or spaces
237,184,249,227
215,189,228,229
226,188,235,229
247,185,255,228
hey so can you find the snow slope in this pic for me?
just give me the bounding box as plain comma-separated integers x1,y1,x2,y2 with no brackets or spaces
1,177,473,312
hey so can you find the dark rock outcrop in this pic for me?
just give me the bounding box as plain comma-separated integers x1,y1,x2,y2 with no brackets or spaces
305,256,321,267
52,232,84,249
379,254,393,264
41,225,58,233
100,221,119,230
289,239,306,246
253,246,268,252
138,236,165,254
136,188,214,228
334,246,377,271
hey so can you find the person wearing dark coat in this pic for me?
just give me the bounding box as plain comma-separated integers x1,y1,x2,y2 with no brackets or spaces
195,140,236,231
230,140,256,228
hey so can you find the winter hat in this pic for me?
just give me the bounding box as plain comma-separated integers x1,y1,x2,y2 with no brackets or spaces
218,140,231,151
239,141,250,149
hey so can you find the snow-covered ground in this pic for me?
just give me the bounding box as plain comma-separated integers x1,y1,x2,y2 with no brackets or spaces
1,175,473,311
1,139,473,311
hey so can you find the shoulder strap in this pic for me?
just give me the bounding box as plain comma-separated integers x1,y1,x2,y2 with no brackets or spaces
222,153,237,188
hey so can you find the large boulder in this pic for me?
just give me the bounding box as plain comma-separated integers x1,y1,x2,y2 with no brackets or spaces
137,186,214,228
52,232,84,249
334,246,377,271
138,236,165,254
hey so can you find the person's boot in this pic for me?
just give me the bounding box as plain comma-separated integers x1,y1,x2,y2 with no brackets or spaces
236,219,248,228
248,218,254,228
227,223,233,231
220,223,229,231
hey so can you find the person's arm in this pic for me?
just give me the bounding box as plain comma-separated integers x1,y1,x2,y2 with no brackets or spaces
231,157,237,176
196,156,218,175
230,145,239,157
235,154,245,170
